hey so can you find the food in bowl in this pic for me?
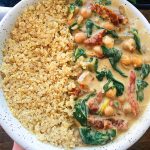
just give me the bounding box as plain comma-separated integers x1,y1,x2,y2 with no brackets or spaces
0,0,150,148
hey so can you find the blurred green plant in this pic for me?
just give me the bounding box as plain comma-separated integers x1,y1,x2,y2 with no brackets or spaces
128,0,137,4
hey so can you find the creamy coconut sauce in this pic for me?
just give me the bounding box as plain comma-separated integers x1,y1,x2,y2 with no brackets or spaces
112,0,150,113
69,0,150,146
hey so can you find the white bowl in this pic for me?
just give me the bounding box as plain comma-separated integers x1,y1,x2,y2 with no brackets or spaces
0,0,150,150
0,7,11,21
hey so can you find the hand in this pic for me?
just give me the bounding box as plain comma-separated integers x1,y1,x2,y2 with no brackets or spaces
12,142,24,150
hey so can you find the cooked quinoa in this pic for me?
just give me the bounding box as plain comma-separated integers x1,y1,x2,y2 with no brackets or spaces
0,0,82,148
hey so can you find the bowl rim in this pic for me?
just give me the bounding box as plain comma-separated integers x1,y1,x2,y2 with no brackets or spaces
0,0,150,150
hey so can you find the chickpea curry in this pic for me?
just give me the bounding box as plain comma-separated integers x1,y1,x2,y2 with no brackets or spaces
68,0,150,146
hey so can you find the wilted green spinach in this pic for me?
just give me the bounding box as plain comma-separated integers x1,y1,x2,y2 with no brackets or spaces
95,0,112,5
73,92,96,126
79,127,116,145
130,28,141,53
69,3,75,13
136,79,148,102
95,67,125,96
135,64,150,80
69,0,83,17
74,48,87,62
85,20,118,38
103,80,114,92
93,58,107,81
95,23,118,38
96,70,106,81
106,71,125,96
106,30,119,38
75,0,83,6
86,19,95,37
102,46,127,77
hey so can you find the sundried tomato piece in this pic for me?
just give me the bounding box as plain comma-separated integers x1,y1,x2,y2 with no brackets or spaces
91,4,127,26
69,87,81,96
127,71,139,116
88,115,128,131
84,30,106,46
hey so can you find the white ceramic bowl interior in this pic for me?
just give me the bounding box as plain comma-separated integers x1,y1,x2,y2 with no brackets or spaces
0,7,11,21
0,0,150,150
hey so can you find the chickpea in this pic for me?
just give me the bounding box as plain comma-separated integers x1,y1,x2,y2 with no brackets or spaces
103,35,114,49
120,54,132,66
74,32,87,43
122,38,136,52
103,22,115,30
80,7,92,19
132,55,143,68
105,88,117,99
122,18,128,25
104,106,114,117
93,46,103,58
123,102,132,114
117,95,125,103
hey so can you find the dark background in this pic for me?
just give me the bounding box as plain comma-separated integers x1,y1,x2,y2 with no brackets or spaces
0,0,150,7
0,0,21,7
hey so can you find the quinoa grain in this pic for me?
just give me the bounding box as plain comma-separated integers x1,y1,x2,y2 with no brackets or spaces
0,0,81,148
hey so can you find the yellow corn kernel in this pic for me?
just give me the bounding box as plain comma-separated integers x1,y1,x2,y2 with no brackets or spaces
99,98,110,114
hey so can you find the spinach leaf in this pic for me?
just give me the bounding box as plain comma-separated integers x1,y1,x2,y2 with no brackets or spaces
73,92,96,126
106,71,125,96
135,64,150,80
106,30,119,38
75,0,83,6
130,28,141,53
102,46,127,77
95,0,112,5
96,70,124,96
74,48,87,62
101,46,114,57
94,59,107,81
79,127,116,145
86,19,95,37
136,79,148,102
103,80,114,92
73,100,88,126
86,57,98,72
95,24,118,38
69,3,75,13
109,56,127,77
112,79,125,96
86,20,118,38
96,70,106,81
93,55,125,96
94,58,99,73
